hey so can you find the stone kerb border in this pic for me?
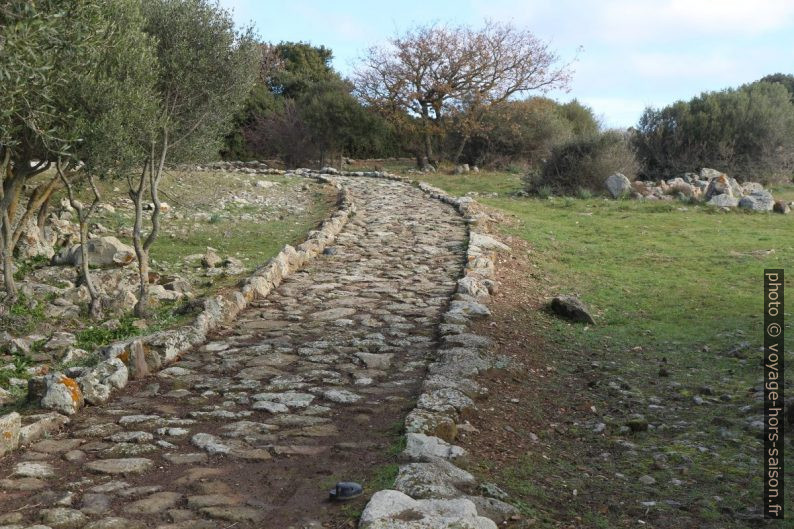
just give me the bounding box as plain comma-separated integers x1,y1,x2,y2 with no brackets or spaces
353,178,513,529
0,172,354,460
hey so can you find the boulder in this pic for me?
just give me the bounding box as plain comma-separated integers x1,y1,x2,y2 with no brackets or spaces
16,217,55,259
773,200,791,214
741,182,765,195
665,178,694,197
40,373,84,415
0,412,21,456
360,490,496,529
738,191,775,212
45,332,77,352
704,174,741,200
699,167,727,180
707,194,739,208
394,459,476,499
53,236,135,268
605,173,632,198
550,295,595,324
201,248,222,268
77,371,112,405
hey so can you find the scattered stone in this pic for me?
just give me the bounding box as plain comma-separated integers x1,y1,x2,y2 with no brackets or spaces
550,295,595,324
707,194,739,208
323,388,362,404
13,461,55,479
200,248,222,268
773,200,791,214
605,173,632,198
738,190,775,211
191,433,230,454
53,236,135,268
0,412,21,457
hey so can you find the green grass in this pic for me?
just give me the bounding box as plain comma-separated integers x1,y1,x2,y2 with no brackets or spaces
491,194,791,352
422,170,793,528
415,170,523,196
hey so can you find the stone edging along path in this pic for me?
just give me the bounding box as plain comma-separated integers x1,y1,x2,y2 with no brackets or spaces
353,176,513,529
0,172,353,458
0,166,512,529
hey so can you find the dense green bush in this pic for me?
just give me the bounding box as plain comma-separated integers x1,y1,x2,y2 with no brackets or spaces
223,42,400,163
459,98,599,168
528,131,639,194
633,81,794,183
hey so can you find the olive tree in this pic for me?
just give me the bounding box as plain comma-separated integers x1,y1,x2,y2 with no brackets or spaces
56,0,160,319
129,0,259,316
0,0,146,301
354,21,574,167
1,1,90,298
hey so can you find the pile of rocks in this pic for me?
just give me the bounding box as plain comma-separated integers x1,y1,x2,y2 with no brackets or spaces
605,168,791,213
190,160,273,173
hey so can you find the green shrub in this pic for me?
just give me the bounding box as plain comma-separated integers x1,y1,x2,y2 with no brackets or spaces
576,187,593,199
633,81,794,183
536,185,553,199
532,131,639,194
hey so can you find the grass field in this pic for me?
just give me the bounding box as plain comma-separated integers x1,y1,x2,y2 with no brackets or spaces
413,170,793,528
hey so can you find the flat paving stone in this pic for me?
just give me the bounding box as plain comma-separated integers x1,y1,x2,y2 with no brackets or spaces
85,458,153,475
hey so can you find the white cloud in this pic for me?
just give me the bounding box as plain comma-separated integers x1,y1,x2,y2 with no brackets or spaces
628,51,738,80
578,96,652,128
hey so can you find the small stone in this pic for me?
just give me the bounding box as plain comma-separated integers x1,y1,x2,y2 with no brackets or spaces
83,517,145,529
639,475,656,485
191,433,230,454
40,374,84,415
322,389,362,404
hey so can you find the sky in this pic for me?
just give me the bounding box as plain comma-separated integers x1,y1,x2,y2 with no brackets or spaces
218,0,794,128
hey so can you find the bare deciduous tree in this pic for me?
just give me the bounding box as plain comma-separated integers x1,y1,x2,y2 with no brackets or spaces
354,20,575,167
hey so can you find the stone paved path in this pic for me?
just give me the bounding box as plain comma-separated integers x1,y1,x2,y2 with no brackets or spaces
0,177,467,529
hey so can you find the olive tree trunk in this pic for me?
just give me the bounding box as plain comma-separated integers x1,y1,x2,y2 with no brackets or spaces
58,160,103,319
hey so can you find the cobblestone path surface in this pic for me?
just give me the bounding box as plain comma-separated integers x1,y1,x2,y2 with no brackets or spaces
0,177,467,529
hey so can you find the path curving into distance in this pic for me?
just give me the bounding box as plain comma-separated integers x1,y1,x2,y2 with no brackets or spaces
0,176,468,529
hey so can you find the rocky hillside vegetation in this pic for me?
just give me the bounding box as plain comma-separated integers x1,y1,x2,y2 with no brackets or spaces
0,168,334,410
